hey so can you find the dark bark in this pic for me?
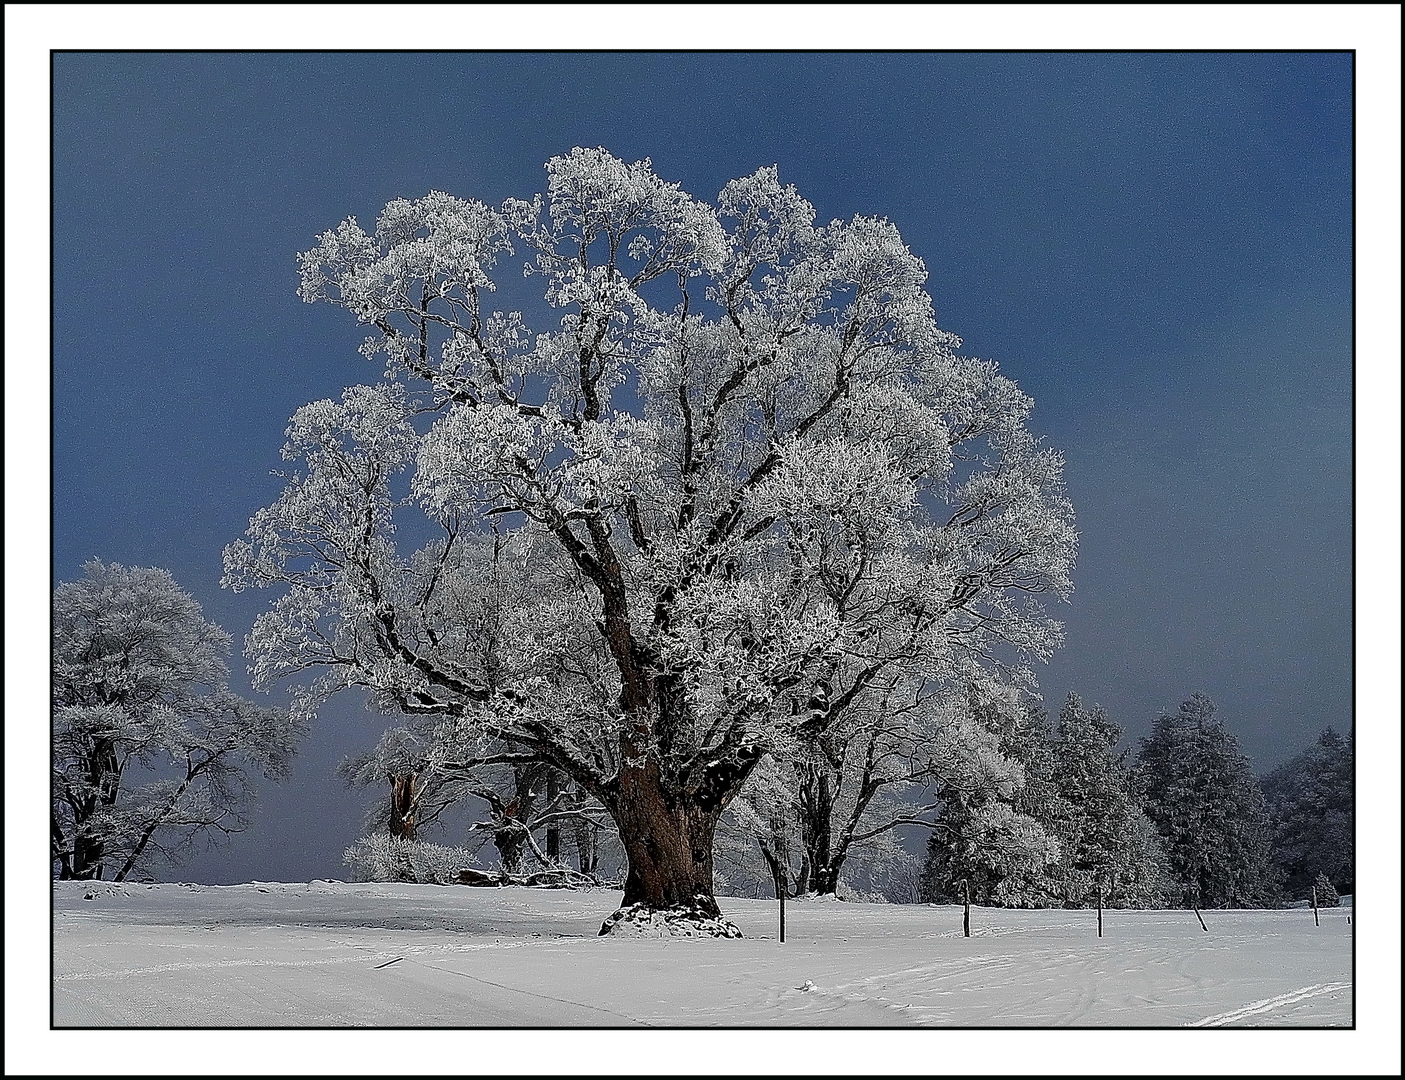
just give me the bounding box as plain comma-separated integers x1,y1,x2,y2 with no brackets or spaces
52,818,75,880
809,860,841,897
72,833,106,881
607,759,725,919
798,767,839,895
388,772,418,840
469,763,549,875
493,825,529,876
66,738,121,881
758,839,787,901
571,788,598,874
545,771,561,863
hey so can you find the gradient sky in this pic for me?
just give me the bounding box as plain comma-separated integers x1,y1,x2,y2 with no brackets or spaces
51,51,1354,885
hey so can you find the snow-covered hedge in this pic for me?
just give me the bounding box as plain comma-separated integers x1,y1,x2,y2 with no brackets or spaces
343,833,477,885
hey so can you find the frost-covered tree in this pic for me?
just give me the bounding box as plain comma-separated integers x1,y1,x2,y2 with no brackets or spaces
459,761,615,878
339,710,616,878
336,715,468,841
1311,869,1341,907
1136,693,1275,908
725,676,1054,902
919,690,1063,906
225,148,1075,933
52,561,302,881
1050,693,1168,908
719,678,927,898
1261,727,1353,899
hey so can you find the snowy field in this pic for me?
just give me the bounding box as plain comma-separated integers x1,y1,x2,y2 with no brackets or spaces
52,881,1352,1029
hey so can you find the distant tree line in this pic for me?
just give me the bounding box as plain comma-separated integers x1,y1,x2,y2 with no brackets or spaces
336,685,1352,913
917,691,1353,909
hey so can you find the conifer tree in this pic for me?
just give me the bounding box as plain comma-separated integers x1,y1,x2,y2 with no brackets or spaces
1051,693,1167,908
1137,693,1275,908
1311,869,1341,907
1261,727,1353,899
919,697,1063,907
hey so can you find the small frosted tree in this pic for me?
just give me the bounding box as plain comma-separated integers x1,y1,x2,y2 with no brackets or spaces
337,720,444,841
918,691,1063,906
225,148,1075,933
724,676,1058,901
52,561,302,881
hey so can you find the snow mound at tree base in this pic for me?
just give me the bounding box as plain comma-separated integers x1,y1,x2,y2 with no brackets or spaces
598,902,744,938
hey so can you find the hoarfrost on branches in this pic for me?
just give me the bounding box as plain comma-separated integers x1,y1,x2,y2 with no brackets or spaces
227,148,1075,930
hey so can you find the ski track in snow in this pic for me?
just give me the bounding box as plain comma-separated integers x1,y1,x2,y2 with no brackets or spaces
404,957,654,1027
1187,982,1352,1027
54,934,579,982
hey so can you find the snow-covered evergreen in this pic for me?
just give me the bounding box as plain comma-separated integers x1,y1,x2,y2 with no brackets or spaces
1136,693,1276,908
1261,727,1353,900
1311,870,1341,908
1050,693,1169,908
918,691,1170,909
919,690,1062,907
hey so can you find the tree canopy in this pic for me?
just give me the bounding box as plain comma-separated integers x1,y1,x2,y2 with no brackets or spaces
225,148,1076,931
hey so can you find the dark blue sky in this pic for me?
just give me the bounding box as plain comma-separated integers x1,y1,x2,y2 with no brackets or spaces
52,52,1354,884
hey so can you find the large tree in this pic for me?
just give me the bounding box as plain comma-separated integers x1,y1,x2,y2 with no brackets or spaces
52,560,302,881
225,148,1075,933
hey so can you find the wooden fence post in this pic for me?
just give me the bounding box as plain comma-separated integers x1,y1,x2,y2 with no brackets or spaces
1097,887,1103,938
1311,885,1319,927
963,879,971,938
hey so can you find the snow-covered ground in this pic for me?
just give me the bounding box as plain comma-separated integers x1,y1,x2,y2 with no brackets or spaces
53,880,1351,1028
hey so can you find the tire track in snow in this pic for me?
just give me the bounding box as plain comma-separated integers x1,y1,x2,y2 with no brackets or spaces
55,936,577,981
404,959,654,1026
1187,982,1351,1026
55,952,408,980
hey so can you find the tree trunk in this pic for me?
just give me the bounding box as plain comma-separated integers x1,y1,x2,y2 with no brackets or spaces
71,832,105,881
388,772,418,841
68,739,121,880
809,861,841,896
570,789,597,875
793,852,812,896
598,759,738,935
545,771,561,863
758,839,787,900
798,766,839,895
53,817,75,880
494,825,528,876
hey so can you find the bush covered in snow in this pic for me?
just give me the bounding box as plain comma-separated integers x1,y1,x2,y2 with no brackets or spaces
343,833,477,885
